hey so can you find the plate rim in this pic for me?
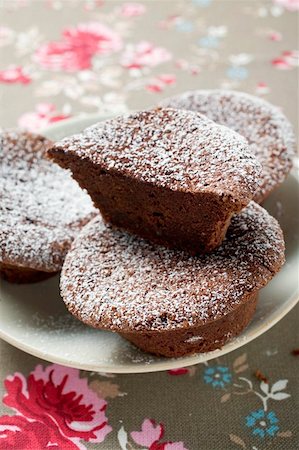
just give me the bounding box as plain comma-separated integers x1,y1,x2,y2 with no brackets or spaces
0,290,298,373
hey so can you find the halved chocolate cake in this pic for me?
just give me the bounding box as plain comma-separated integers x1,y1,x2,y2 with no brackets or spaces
49,108,261,254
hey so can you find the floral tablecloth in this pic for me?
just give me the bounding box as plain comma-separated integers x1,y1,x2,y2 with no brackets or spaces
0,1,298,449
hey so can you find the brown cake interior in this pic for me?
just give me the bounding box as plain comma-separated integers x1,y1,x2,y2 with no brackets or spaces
50,151,237,254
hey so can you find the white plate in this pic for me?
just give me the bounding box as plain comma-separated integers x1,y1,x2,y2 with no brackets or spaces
0,114,298,373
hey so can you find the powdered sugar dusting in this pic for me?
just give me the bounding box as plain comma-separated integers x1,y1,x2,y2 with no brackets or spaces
0,130,96,271
61,202,285,332
53,108,261,203
160,90,296,203
185,335,204,343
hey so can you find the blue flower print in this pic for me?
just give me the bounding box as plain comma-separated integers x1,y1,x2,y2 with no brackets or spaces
226,66,249,80
245,409,279,438
193,0,212,7
175,20,194,33
203,365,232,388
199,35,219,48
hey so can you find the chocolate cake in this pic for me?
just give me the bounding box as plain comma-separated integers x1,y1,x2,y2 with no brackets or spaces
49,108,261,254
60,202,285,358
0,130,96,283
160,90,296,203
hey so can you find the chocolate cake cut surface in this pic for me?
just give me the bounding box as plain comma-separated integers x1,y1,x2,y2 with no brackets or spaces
160,90,296,203
49,107,261,253
0,130,96,283
60,202,285,357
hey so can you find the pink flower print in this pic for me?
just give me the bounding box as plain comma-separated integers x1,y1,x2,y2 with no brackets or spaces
168,368,189,376
121,41,172,69
120,2,146,17
34,22,122,72
131,419,188,450
146,83,163,92
0,26,14,47
283,50,299,65
159,15,179,30
145,74,176,93
175,59,200,75
131,419,164,447
162,444,189,450
18,103,70,131
274,0,299,11
272,56,291,69
81,0,104,11
62,22,122,56
0,66,31,84
3,364,111,445
256,82,270,95
158,74,176,85
34,40,92,72
268,31,282,41
0,415,79,450
167,366,197,377
272,50,299,69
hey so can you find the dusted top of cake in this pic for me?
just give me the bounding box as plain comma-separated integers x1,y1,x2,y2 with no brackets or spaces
60,202,285,332
51,107,261,204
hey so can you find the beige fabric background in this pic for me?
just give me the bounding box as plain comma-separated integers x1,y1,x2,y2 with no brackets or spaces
0,1,298,449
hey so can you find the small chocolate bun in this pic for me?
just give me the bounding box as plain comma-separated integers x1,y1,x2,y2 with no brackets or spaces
60,202,285,357
0,130,96,283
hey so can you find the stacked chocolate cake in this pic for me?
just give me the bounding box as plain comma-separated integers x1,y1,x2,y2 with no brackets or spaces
1,90,295,357
48,91,295,358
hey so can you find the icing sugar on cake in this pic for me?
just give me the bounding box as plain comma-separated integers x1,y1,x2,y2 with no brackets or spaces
160,90,296,203
0,130,96,272
53,107,261,203
60,202,285,333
